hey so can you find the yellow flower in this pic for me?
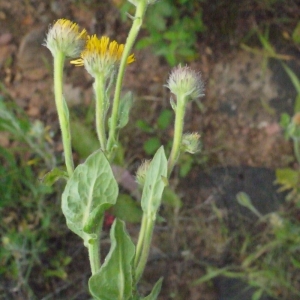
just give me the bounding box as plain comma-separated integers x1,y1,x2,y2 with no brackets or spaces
45,19,87,58
71,35,135,78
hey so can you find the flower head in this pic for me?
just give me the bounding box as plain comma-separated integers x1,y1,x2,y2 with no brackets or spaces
44,19,87,58
70,35,135,78
181,132,201,154
165,65,204,102
136,159,151,187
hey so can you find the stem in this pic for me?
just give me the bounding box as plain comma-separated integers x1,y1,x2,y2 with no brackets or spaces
167,95,186,177
53,51,74,177
135,214,155,282
293,138,300,164
107,0,148,155
88,235,101,275
94,73,107,150
87,215,104,275
134,213,147,268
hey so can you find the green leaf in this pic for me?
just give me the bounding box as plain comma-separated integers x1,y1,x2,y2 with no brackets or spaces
193,266,229,285
42,168,68,186
292,21,300,44
70,119,99,159
61,150,118,244
279,113,291,129
290,256,300,268
162,187,182,209
112,194,142,223
89,219,135,300
144,137,161,155
118,92,133,129
275,168,300,191
141,146,168,216
136,120,153,133
157,109,173,130
141,277,163,300
252,288,264,300
236,192,262,218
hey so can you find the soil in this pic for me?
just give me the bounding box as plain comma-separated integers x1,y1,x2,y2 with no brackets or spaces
1,0,300,299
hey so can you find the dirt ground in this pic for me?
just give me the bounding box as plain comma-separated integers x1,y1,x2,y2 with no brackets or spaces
1,0,300,299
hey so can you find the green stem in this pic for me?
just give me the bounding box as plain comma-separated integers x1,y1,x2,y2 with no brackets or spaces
87,215,104,275
54,51,74,177
88,235,101,275
134,213,147,269
94,73,107,151
135,214,155,282
167,95,186,177
107,0,148,155
293,138,300,164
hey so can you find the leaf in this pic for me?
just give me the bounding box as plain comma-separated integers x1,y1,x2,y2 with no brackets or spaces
275,168,300,192
144,137,161,155
162,187,182,209
70,119,99,159
141,277,163,300
61,150,118,244
42,168,68,186
112,194,142,223
236,191,263,218
118,92,133,129
193,266,229,285
292,21,300,44
136,120,153,133
141,146,168,216
252,288,264,300
290,257,300,269
157,109,173,130
281,62,300,113
89,219,135,300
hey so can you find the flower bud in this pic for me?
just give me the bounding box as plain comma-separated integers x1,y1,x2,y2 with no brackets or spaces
181,132,201,154
136,160,151,187
44,19,87,58
268,212,284,229
165,65,204,102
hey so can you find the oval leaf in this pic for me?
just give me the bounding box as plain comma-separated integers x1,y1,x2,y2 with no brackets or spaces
62,150,118,243
141,146,168,216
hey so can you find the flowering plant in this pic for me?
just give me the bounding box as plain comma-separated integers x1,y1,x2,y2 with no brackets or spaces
44,1,204,299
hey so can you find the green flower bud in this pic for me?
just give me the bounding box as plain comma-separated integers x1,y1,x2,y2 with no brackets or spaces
181,132,201,154
136,160,151,187
44,19,87,58
165,65,204,102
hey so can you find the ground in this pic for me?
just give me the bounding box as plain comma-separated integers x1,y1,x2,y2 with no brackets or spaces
1,0,300,299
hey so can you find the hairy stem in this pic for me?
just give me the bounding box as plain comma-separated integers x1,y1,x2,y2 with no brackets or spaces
135,214,155,282
94,74,107,151
167,95,186,176
53,51,74,177
107,0,148,156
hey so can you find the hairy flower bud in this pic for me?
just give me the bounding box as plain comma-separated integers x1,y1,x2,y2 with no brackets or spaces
181,132,201,154
136,160,151,187
44,19,87,58
165,65,204,102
